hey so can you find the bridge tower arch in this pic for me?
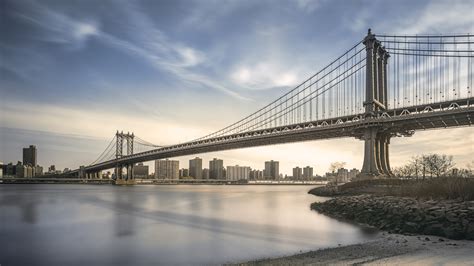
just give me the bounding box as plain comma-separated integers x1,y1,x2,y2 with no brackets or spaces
359,29,393,179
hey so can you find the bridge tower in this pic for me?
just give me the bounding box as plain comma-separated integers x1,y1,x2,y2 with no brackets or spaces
114,131,136,185
359,29,393,179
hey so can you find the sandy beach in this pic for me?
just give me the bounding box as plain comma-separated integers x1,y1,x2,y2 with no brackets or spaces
237,233,474,265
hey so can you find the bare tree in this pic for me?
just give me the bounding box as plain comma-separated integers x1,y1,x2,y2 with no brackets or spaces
423,154,454,178
329,161,346,173
396,154,455,178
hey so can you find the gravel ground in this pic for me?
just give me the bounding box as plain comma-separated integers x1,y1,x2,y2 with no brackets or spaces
233,233,474,265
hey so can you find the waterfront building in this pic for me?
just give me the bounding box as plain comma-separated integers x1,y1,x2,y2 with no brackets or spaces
226,165,250,181
179,168,189,178
349,168,360,180
249,169,263,180
209,158,224,179
155,159,179,179
134,163,149,179
48,165,56,173
15,162,26,178
293,167,302,179
303,166,314,179
189,157,202,179
202,168,210,179
336,168,350,183
6,163,16,176
264,160,279,180
33,165,43,177
23,145,37,166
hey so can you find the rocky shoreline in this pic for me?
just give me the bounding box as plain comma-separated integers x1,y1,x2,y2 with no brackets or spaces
311,195,474,240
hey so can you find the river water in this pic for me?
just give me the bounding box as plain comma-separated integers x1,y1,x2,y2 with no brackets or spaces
0,184,378,265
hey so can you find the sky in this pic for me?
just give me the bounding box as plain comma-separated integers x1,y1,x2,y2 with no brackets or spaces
1,0,473,175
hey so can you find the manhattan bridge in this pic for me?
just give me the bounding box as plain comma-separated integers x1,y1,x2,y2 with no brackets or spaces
69,30,473,184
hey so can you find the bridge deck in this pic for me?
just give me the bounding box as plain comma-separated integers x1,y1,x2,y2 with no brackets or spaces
74,98,473,173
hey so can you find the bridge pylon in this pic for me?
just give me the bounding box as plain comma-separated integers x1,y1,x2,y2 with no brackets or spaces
358,29,393,179
114,131,136,185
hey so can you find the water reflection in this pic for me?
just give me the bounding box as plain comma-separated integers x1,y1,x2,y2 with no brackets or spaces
0,185,378,265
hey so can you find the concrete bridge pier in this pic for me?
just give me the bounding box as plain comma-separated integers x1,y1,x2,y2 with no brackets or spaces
114,164,135,185
126,164,135,185
359,127,393,179
115,165,125,185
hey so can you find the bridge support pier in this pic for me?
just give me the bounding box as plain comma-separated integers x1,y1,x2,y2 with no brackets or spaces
126,164,135,185
359,127,393,179
114,164,135,185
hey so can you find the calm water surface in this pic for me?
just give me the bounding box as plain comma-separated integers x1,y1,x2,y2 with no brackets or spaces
0,184,378,265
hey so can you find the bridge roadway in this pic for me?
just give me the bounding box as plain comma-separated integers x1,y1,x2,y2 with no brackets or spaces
74,97,473,174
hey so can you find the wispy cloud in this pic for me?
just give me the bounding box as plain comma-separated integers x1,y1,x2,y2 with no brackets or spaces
11,0,249,101
295,0,325,13
381,0,474,34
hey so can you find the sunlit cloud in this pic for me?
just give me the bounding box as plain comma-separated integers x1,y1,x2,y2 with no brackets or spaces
231,62,299,89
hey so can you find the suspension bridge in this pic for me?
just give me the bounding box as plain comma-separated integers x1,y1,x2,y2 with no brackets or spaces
67,30,473,184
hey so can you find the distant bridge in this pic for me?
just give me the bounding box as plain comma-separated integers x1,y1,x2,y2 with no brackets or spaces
64,30,473,184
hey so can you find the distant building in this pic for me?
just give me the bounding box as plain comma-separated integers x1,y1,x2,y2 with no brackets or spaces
33,165,43,177
179,168,189,178
264,160,279,180
6,163,16,176
336,168,350,183
249,169,263,180
23,145,37,166
0,161,3,177
209,158,224,179
349,168,360,180
48,165,56,173
155,159,179,179
293,167,302,179
189,157,202,179
134,163,149,178
303,166,313,179
202,168,210,179
226,165,250,181
16,162,26,178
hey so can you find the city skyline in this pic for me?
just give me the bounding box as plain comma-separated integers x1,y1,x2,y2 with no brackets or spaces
1,0,473,175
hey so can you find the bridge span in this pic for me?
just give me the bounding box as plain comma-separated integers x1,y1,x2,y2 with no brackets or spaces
62,30,473,184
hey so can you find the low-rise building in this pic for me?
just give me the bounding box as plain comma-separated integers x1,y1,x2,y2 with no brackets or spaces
249,169,263,180
202,168,210,179
134,163,149,179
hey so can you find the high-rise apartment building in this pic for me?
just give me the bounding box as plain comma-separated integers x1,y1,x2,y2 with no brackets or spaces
155,159,179,179
264,160,279,180
293,167,302,179
303,166,313,179
209,158,224,179
189,157,202,179
226,165,250,181
23,145,37,166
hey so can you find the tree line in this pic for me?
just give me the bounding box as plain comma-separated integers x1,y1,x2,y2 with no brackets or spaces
393,154,473,179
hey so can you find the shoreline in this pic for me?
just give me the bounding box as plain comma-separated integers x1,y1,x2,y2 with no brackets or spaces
238,181,474,265
237,233,474,265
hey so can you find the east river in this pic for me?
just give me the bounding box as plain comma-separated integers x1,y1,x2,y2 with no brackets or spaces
0,184,378,265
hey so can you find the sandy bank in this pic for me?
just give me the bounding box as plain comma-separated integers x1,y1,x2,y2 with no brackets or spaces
236,233,474,265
